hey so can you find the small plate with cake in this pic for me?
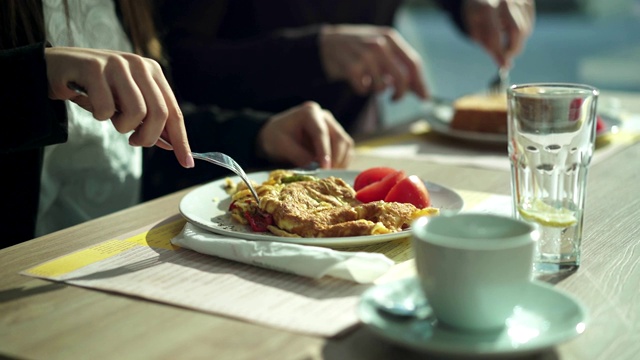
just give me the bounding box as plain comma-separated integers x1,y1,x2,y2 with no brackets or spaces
423,93,617,144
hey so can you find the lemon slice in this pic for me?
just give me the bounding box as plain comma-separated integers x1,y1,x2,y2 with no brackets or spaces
518,199,577,228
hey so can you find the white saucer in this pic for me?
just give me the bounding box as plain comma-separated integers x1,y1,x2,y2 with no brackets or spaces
358,278,588,357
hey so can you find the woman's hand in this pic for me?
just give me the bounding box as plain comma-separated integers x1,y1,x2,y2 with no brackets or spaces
463,0,536,68
44,46,194,168
319,25,429,101
257,102,354,169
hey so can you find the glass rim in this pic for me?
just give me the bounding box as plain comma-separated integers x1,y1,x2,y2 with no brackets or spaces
508,82,599,97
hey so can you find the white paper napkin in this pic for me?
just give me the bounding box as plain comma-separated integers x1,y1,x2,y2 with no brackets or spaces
171,223,394,284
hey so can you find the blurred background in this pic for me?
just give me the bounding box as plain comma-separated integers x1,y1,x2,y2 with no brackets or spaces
381,0,640,125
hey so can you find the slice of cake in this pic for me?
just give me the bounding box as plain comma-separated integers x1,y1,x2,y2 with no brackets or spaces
450,93,508,134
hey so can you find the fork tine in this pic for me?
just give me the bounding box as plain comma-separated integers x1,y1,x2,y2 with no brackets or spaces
498,67,509,91
192,152,261,206
488,67,510,95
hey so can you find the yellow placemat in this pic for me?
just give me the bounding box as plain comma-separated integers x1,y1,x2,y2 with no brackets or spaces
20,189,510,337
23,189,497,279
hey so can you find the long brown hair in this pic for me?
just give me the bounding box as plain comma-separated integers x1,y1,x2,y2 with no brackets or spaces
0,0,163,62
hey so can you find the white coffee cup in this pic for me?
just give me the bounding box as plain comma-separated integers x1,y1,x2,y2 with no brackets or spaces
412,213,537,332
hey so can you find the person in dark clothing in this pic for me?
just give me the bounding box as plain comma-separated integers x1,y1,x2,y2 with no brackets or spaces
157,0,535,134
145,0,535,211
0,0,353,248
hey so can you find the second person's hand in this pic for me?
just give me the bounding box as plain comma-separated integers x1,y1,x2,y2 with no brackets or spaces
463,0,536,68
319,25,429,101
257,101,354,169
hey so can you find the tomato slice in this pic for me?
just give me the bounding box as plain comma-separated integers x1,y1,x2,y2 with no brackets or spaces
356,170,406,203
243,210,273,232
384,175,431,209
353,167,398,191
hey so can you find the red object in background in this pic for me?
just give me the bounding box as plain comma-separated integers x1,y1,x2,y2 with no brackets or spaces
569,98,583,121
353,167,397,191
596,115,606,133
384,175,431,209
355,170,406,203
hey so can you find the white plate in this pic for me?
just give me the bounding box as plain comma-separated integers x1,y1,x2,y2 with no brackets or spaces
358,277,588,357
179,169,464,248
422,98,621,144
425,100,506,144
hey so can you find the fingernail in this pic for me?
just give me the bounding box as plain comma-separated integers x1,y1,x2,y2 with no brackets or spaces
185,153,195,168
322,155,331,169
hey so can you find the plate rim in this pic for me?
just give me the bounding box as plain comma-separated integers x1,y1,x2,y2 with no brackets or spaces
178,169,464,248
423,98,618,144
358,277,588,356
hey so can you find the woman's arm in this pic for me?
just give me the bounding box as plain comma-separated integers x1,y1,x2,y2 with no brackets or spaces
0,42,67,153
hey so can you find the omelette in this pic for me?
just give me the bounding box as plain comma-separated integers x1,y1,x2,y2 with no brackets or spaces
227,170,439,238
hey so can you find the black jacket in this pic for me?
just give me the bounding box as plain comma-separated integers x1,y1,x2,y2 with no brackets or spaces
158,0,465,133
0,42,67,246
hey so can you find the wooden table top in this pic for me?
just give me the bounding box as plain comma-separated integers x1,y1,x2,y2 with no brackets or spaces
1,91,639,360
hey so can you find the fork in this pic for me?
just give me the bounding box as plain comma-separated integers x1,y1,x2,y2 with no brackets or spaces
67,82,262,205
488,67,510,95
156,138,261,206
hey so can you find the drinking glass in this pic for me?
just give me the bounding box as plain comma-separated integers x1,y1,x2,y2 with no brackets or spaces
507,83,599,274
